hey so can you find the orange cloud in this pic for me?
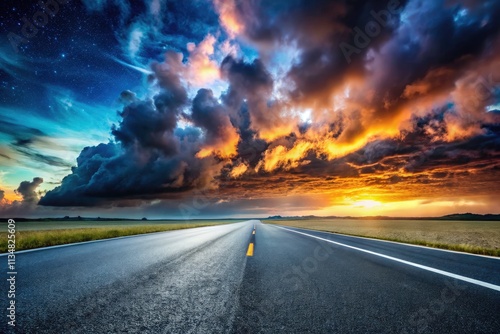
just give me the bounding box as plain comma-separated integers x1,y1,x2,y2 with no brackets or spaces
257,141,313,172
212,0,244,38
186,34,220,86
254,111,299,142
195,124,239,160
402,67,457,99
229,162,248,178
0,189,20,203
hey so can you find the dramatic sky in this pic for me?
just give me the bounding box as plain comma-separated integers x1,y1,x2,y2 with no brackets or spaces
0,0,499,218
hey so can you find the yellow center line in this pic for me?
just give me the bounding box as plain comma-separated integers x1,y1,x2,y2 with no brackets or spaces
246,243,254,256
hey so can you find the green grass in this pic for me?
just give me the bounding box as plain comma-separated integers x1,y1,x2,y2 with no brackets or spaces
265,219,500,257
1,219,241,231
0,223,225,253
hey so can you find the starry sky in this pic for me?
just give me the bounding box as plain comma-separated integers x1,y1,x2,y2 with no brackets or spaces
0,0,499,219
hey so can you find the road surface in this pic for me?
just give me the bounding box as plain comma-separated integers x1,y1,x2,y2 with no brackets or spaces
1,220,499,333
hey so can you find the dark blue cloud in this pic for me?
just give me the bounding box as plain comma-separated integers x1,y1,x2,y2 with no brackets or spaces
39,52,218,206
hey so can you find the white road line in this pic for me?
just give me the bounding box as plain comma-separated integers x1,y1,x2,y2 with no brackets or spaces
275,225,500,293
276,225,500,260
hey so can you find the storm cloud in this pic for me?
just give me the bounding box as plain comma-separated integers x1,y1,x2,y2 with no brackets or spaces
30,0,500,215
16,177,44,203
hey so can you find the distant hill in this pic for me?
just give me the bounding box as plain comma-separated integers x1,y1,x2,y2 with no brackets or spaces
437,213,500,221
266,213,500,221
2,217,139,222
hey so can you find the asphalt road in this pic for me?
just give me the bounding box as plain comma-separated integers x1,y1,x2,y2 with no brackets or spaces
1,220,499,333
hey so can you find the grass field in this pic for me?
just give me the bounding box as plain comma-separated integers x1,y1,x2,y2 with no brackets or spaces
265,219,500,256
0,220,237,253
